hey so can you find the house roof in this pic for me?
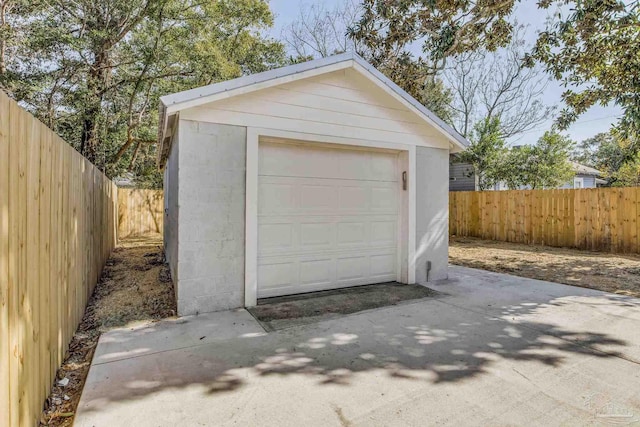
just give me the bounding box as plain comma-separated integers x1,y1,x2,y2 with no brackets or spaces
157,52,469,168
570,161,603,176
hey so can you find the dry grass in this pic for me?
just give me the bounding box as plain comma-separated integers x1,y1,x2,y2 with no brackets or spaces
449,236,640,298
40,235,176,426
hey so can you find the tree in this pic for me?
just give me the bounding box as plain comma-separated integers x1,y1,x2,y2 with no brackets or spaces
613,156,640,187
533,0,640,146
281,0,363,58
458,117,507,190
347,0,638,150
443,24,554,139
504,131,575,190
282,0,454,123
573,131,640,187
1,0,285,186
348,0,516,75
346,0,519,123
573,132,625,175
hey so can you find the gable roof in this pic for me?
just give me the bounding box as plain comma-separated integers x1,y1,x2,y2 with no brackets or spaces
570,161,603,176
157,52,469,168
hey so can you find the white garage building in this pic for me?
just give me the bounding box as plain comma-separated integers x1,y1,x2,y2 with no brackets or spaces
158,53,468,316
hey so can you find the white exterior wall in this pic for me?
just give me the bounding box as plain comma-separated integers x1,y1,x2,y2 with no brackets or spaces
176,120,246,315
415,147,449,282
164,123,180,299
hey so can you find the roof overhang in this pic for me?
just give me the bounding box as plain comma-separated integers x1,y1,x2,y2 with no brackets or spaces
156,52,469,169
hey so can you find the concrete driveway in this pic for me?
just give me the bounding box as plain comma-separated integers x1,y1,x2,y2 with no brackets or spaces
75,266,640,426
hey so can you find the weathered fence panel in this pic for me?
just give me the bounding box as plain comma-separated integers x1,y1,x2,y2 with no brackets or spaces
0,91,118,427
117,188,163,239
450,188,640,253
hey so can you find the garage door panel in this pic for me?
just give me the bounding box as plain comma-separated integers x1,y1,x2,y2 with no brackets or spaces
258,142,400,298
370,153,397,180
299,222,334,248
258,223,294,250
338,150,371,179
258,215,397,254
259,182,296,214
338,186,369,210
336,222,366,245
370,254,396,277
259,262,296,289
336,256,367,280
299,184,338,211
299,258,334,285
258,252,397,297
370,220,396,244
371,185,398,212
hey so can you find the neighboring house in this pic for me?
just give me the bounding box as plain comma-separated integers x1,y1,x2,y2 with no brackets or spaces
112,172,136,188
449,156,605,191
449,155,477,191
157,52,469,316
565,162,607,189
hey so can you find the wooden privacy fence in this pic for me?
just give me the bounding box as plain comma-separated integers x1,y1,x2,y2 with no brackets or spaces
0,91,118,427
449,188,640,253
117,188,163,239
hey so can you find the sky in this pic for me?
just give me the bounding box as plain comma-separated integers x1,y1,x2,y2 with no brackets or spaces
268,0,622,145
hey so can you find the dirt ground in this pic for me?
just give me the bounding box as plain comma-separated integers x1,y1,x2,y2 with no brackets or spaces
449,236,640,298
249,282,440,331
40,236,176,426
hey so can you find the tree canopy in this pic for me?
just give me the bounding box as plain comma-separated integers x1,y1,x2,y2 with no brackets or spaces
0,0,285,187
458,117,507,190
573,131,640,187
2,0,638,188
533,0,640,147
505,132,575,190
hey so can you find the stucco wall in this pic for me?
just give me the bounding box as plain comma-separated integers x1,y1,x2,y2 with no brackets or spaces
176,120,247,315
163,124,180,300
415,146,449,282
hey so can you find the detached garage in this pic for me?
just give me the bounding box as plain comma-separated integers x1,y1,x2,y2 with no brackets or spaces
157,52,468,316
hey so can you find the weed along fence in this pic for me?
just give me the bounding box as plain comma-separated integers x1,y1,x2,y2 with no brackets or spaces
117,188,164,239
450,188,640,253
0,91,118,427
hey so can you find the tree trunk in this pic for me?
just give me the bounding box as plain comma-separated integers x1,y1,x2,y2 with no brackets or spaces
0,1,8,76
80,51,108,166
80,105,101,164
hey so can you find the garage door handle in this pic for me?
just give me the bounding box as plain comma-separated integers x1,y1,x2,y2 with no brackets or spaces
402,171,407,190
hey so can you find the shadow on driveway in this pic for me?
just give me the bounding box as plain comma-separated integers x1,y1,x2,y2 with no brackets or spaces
75,267,640,426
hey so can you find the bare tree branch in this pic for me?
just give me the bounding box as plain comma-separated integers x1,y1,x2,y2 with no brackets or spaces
281,0,363,59
443,24,555,140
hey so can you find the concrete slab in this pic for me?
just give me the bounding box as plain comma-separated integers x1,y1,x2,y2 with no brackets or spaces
432,266,640,362
76,267,640,426
92,309,265,364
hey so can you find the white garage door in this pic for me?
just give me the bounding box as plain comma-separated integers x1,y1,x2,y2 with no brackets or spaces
257,140,400,298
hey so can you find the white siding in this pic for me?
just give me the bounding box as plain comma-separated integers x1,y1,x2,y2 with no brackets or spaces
180,68,450,150
449,161,477,191
559,174,597,189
